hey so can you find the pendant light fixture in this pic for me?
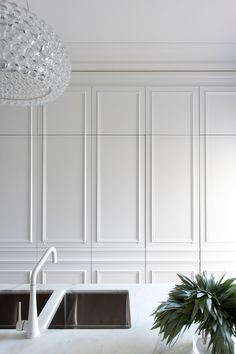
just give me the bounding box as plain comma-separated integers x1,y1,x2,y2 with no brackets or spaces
0,0,71,105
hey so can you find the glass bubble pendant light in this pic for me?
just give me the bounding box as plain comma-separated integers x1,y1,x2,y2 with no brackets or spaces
0,0,71,105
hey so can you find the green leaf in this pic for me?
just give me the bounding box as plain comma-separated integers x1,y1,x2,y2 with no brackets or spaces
151,271,236,354
206,297,212,313
197,292,205,298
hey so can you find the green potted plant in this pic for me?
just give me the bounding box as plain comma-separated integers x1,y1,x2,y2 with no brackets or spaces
151,272,236,354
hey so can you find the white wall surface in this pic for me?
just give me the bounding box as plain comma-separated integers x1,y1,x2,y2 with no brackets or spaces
28,0,236,43
1,72,236,284
14,0,236,70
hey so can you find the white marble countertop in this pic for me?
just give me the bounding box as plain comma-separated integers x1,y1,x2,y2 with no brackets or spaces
0,284,194,354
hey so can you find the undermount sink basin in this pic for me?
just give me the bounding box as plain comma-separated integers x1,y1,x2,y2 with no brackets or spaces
0,292,52,329
49,290,131,329
0,290,131,330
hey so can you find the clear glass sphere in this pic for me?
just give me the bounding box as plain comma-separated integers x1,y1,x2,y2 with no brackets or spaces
0,0,71,105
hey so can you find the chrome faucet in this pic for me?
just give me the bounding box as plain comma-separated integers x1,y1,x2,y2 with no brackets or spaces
16,247,57,338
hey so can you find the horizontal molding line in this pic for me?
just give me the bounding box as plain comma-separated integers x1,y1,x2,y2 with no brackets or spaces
4,134,236,137
91,259,145,263
201,250,236,253
0,247,199,252
91,258,197,263
40,240,87,244
201,260,236,264
149,240,195,244
146,259,199,263
0,249,38,252
0,260,40,264
0,241,34,245
92,248,145,252
0,260,91,264
66,42,236,71
146,248,199,251
92,248,197,252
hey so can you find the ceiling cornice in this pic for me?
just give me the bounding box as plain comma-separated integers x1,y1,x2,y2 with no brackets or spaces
66,42,236,71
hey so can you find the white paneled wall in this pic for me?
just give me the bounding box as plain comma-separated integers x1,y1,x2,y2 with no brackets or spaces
92,87,145,135
43,136,85,242
93,136,145,245
200,86,236,276
0,137,30,242
91,86,145,280
0,73,236,284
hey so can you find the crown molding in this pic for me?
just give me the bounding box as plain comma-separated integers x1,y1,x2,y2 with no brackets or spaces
66,42,236,71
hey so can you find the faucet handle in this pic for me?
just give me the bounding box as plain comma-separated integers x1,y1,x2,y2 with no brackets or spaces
18,301,22,321
16,301,28,332
16,319,28,331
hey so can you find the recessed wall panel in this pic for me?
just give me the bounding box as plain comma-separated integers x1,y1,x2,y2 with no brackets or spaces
45,88,91,134
43,136,86,243
150,270,195,284
0,137,30,243
95,269,142,284
148,89,196,135
151,136,193,243
94,136,145,245
0,106,30,135
205,137,236,243
93,88,145,134
0,271,29,283
42,270,86,284
204,90,236,134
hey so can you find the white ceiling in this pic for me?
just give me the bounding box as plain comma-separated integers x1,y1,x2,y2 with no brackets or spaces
18,0,236,43
13,0,236,71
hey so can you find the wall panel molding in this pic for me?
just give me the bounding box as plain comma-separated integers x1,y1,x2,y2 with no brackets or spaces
41,87,91,135
150,270,196,284
72,72,236,87
40,106,91,246
92,87,145,135
2,73,236,284
92,135,145,247
0,270,30,284
95,269,142,284
0,105,35,136
146,137,199,248
0,109,37,247
200,87,236,255
42,270,87,284
146,87,199,248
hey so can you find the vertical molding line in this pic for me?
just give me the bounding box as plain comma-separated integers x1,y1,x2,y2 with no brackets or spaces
190,92,194,243
203,91,207,245
137,91,141,243
137,91,140,135
144,87,147,283
82,91,87,244
198,87,202,274
96,134,100,243
91,88,94,283
29,106,33,243
95,91,99,243
137,135,141,243
42,105,47,243
150,92,154,243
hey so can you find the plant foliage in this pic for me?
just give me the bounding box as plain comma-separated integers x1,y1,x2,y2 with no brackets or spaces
151,272,236,354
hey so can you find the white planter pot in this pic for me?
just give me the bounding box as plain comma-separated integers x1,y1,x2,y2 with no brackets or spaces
192,334,211,354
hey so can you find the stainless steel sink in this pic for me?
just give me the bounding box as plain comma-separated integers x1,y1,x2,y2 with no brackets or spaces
49,290,131,329
0,292,52,329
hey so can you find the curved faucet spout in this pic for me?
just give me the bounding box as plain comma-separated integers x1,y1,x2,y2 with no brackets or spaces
27,247,57,338
31,247,57,286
